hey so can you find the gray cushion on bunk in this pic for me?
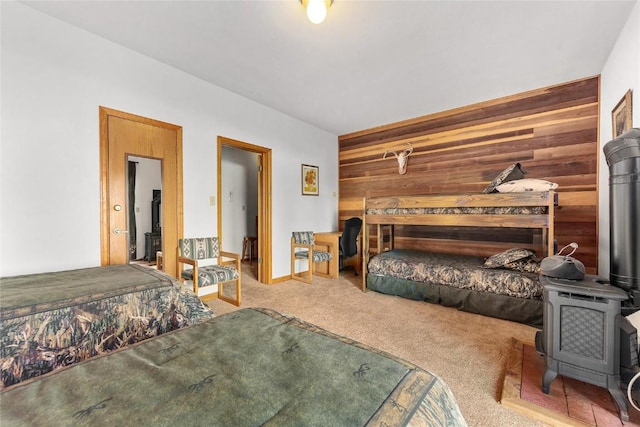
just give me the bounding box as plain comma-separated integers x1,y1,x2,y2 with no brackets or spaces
482,162,527,193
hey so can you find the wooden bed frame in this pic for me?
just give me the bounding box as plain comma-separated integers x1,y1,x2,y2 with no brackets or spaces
361,190,557,291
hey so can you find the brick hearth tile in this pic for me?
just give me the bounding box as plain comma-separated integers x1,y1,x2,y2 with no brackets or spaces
564,377,619,412
567,394,596,425
514,344,640,425
592,404,625,427
519,345,568,414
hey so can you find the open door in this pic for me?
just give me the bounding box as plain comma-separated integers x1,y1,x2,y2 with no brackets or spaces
100,107,183,278
218,136,272,285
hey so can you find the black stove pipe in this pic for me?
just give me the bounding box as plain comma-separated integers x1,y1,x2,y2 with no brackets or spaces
604,128,640,307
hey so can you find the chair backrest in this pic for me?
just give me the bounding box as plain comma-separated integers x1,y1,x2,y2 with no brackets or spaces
292,231,314,245
178,237,220,260
341,217,363,257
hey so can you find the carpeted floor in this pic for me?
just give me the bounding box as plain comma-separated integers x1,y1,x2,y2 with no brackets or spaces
208,265,548,426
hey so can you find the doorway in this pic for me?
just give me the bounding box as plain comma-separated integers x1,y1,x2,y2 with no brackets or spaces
99,107,183,278
218,136,272,284
128,156,162,266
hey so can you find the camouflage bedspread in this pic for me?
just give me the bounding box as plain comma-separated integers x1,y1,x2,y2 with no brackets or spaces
0,308,467,427
366,206,546,215
0,264,215,389
367,249,542,299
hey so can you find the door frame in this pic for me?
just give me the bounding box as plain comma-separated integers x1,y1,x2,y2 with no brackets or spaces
217,136,272,284
99,106,184,278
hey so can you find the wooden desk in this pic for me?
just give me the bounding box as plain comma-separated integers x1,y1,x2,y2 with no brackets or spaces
313,231,341,279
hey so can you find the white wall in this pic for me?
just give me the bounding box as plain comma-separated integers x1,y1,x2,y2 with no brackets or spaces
221,146,259,256
0,2,339,278
598,0,640,279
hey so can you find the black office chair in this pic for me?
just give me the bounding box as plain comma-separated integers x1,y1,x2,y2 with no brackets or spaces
339,217,363,275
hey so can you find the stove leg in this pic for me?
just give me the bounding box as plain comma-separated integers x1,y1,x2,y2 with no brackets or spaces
542,363,557,394
609,383,629,422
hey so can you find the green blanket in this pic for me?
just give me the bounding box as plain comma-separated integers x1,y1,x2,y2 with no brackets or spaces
0,308,466,426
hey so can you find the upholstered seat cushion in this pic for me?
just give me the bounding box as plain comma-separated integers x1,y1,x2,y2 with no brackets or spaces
179,238,220,260
295,250,332,262
181,265,239,287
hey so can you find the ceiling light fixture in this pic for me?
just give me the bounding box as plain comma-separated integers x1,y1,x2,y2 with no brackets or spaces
300,0,333,25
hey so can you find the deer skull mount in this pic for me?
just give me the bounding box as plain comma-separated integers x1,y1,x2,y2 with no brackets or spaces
383,143,413,175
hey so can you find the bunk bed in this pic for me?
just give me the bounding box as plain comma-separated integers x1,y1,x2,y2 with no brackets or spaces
362,190,556,326
0,264,215,389
0,307,468,426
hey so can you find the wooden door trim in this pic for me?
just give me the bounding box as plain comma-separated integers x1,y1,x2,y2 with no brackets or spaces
217,136,272,284
99,106,184,276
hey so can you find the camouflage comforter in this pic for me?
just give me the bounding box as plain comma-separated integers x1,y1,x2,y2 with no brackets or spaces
367,249,542,299
0,264,215,389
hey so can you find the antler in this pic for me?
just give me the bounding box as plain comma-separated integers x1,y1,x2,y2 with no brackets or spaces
383,142,413,174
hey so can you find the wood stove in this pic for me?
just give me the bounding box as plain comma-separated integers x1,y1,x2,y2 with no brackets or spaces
535,274,631,421
144,232,162,262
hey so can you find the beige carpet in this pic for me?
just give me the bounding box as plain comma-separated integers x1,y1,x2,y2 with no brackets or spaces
207,265,545,427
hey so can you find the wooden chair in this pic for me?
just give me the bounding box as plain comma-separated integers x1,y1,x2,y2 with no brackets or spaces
291,231,333,284
177,237,241,306
241,236,257,263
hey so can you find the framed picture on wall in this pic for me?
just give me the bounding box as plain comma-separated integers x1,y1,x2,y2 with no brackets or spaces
612,89,633,138
301,164,319,196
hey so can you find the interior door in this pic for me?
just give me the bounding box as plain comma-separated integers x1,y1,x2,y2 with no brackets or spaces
100,107,183,278
218,136,272,284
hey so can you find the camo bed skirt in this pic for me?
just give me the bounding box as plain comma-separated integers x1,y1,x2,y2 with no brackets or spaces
367,250,543,326
0,264,215,389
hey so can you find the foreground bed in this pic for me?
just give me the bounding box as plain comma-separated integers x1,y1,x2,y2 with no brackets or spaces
0,264,215,389
0,307,467,427
362,191,556,326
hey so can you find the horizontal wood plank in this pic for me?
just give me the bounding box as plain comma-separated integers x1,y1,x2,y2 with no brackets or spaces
339,76,599,272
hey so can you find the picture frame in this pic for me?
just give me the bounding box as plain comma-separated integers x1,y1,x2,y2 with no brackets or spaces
301,164,319,196
612,89,633,138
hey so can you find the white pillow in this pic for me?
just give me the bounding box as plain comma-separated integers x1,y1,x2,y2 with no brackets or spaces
495,178,558,193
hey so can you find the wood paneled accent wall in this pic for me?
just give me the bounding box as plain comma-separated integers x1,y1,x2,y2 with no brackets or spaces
338,76,600,273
